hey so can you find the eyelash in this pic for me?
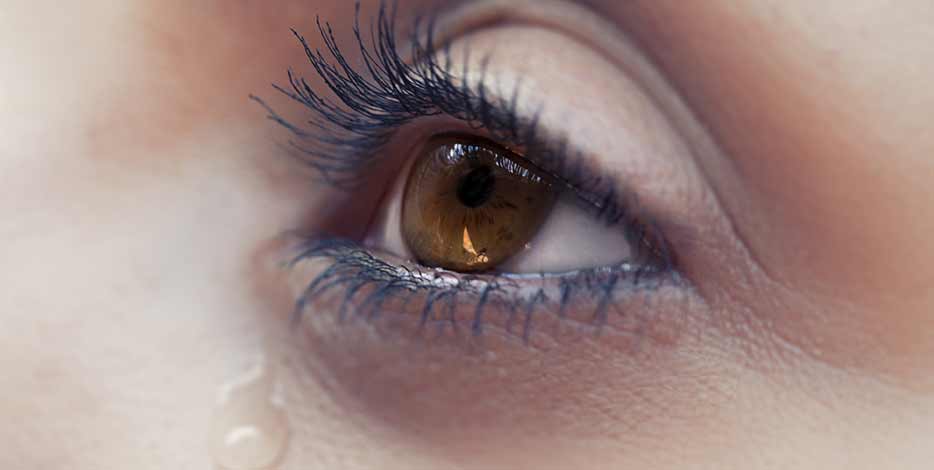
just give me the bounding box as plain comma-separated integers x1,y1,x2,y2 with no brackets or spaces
288,238,674,341
255,1,679,340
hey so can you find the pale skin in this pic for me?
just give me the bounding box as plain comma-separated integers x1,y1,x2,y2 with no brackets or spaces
2,0,933,469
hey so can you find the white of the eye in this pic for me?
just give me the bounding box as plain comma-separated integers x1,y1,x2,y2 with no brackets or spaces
498,193,634,273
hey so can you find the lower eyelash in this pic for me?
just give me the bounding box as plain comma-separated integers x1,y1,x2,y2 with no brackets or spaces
290,237,678,342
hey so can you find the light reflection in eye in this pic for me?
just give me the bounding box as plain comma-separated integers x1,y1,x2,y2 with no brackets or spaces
461,226,490,267
401,135,558,272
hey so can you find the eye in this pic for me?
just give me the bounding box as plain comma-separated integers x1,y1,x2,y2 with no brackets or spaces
259,2,689,339
373,133,647,276
400,135,557,272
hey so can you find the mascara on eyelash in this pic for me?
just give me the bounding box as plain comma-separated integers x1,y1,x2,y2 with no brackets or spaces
249,0,641,228
288,237,673,342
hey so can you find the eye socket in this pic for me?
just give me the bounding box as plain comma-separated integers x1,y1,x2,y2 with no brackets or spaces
368,133,645,275
401,135,558,272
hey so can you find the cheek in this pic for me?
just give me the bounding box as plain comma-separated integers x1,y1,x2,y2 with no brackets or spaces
0,127,289,468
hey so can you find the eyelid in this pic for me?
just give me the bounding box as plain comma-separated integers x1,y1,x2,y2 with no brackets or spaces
252,2,660,235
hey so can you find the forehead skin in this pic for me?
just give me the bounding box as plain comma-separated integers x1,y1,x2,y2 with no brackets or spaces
0,0,932,469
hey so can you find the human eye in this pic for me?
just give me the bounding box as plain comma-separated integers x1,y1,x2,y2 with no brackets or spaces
381,132,662,275
241,0,797,459
255,1,732,355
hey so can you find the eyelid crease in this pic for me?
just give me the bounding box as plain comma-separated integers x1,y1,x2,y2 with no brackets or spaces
425,0,645,97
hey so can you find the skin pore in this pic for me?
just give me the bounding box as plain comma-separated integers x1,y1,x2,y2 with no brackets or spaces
2,1,933,469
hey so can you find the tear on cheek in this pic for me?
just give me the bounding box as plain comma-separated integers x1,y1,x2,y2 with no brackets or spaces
210,356,290,470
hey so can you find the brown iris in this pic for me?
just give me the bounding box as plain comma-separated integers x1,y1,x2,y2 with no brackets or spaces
402,135,558,272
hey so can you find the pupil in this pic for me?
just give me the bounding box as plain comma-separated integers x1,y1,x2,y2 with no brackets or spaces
456,165,496,208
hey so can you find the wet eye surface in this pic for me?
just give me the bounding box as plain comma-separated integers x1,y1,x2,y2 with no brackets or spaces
402,135,557,272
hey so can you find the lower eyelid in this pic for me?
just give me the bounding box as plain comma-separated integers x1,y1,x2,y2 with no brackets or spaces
283,236,689,348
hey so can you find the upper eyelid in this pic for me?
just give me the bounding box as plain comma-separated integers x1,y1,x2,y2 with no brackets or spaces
252,1,645,224
252,0,680,275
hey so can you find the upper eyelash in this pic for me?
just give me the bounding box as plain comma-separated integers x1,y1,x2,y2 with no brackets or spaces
250,1,522,189
250,0,642,229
